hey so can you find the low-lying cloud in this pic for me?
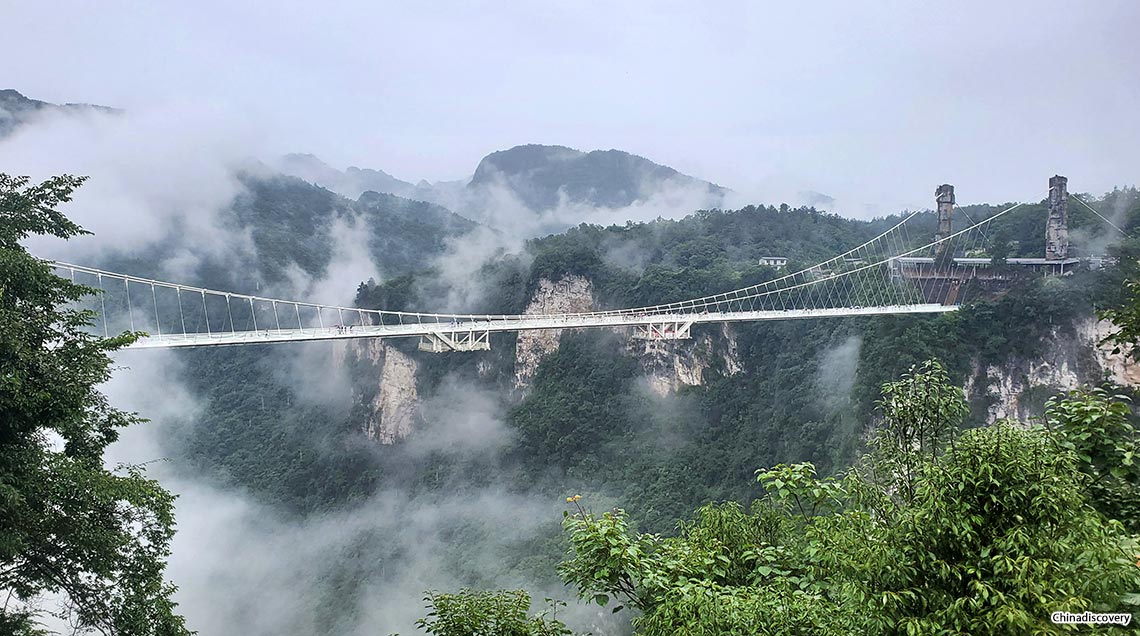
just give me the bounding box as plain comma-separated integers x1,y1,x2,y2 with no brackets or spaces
816,335,862,414
409,375,514,457
0,101,279,269
95,349,623,636
1069,189,1135,257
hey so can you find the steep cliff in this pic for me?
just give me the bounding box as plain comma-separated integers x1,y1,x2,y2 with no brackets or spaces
347,274,754,442
964,317,1139,422
633,324,743,396
1083,318,1140,386
347,279,1139,444
346,339,420,444
511,276,745,394
513,276,595,390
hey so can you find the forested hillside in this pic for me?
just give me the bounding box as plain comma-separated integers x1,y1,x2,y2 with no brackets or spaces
137,182,1139,520
118,174,479,513
469,144,728,211
277,143,730,235
0,89,120,138
136,182,1136,530
6,0,1140,629
349,196,1135,529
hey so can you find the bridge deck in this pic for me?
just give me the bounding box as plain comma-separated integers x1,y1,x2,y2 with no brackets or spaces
126,304,957,349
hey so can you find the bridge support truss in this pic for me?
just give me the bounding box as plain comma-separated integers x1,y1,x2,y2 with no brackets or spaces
631,320,694,341
418,330,491,353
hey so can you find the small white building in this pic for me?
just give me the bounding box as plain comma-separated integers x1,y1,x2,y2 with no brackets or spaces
758,256,788,269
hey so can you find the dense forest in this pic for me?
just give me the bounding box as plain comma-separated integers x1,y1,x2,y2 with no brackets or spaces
347,193,1139,528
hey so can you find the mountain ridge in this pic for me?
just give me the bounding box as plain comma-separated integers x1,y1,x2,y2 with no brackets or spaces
275,143,730,233
0,89,120,137
468,143,728,211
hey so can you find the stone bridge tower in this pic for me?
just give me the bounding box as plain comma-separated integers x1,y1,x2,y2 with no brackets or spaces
1045,175,1069,260
934,184,955,259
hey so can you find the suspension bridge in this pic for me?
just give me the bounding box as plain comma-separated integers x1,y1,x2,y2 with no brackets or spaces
47,179,1108,352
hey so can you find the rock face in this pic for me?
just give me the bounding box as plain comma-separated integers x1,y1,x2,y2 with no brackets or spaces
965,317,1140,422
347,274,749,443
514,276,595,390
634,324,742,396
346,276,1140,443
1045,175,1070,260
1084,318,1140,387
351,339,419,444
511,276,745,394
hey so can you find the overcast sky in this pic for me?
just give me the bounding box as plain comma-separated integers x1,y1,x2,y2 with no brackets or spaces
4,1,1138,215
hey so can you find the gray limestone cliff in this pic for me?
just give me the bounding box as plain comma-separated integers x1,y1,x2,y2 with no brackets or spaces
513,276,595,390
510,276,744,394
964,317,1139,422
342,276,1139,443
632,324,743,396
341,338,420,444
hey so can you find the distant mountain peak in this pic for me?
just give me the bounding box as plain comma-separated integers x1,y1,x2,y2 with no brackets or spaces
282,151,325,163
0,89,119,112
275,154,421,201
0,89,120,137
274,144,730,232
468,143,727,211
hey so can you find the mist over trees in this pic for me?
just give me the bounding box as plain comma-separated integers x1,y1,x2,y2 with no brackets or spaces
4,157,1138,634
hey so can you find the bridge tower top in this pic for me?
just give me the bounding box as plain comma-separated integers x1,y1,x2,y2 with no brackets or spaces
1046,174,1069,260
935,184,955,257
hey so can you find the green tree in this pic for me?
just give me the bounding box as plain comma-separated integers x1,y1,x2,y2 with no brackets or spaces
0,174,190,635
863,424,1140,635
1046,388,1140,532
1100,257,1140,361
557,497,864,636
415,589,572,636
869,359,968,504
989,227,1012,267
555,361,1140,635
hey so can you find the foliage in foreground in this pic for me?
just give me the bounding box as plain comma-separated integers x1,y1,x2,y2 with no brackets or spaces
0,174,189,634
418,361,1140,634
414,589,571,636
1047,388,1140,534
1098,239,1140,362
550,362,1140,635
